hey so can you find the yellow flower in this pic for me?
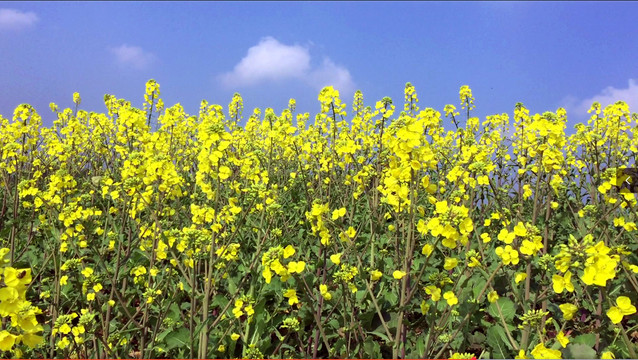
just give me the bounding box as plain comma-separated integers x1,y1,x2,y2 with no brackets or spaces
495,245,519,265
424,285,441,301
531,342,562,359
330,253,342,265
497,228,516,244
60,275,68,286
420,300,430,314
520,237,543,256
287,261,305,274
4,267,31,287
468,256,481,268
231,333,240,341
59,323,72,335
331,207,346,220
443,291,458,306
607,296,637,324
581,252,618,287
56,336,70,350
523,184,532,200
422,243,434,256
0,330,17,351
560,303,578,320
370,270,382,281
21,332,43,348
393,270,407,279
601,351,615,359
487,291,499,303
444,257,458,270
435,200,449,214
515,349,527,359
514,222,527,237
72,325,85,337
232,300,244,318
283,289,299,306
556,331,569,348
449,352,474,359
131,266,146,277
262,267,272,284
459,217,473,235
218,165,232,180
515,272,527,284
319,284,332,301
218,344,225,352
283,245,295,258
81,267,93,278
552,271,574,294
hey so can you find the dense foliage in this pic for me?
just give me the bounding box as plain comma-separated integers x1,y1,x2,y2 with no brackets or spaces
0,80,637,359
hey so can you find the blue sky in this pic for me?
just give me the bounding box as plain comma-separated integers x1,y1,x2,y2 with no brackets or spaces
1,1,638,130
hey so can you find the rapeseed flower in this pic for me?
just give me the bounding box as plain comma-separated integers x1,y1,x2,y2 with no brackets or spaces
552,271,574,293
495,245,519,265
530,342,562,359
556,331,569,348
393,270,407,279
559,303,578,320
443,291,458,306
607,296,636,324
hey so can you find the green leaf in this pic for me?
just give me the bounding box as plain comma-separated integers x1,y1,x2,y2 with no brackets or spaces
488,297,516,323
486,325,512,359
155,328,173,343
366,330,391,344
415,333,426,358
383,291,398,307
333,338,346,357
211,294,228,309
227,273,237,294
164,327,190,351
563,343,596,359
468,330,486,345
363,336,381,358
473,278,487,299
327,318,340,330
356,289,367,302
168,302,181,321
571,333,596,345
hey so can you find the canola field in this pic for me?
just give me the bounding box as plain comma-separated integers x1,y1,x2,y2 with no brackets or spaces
0,80,637,359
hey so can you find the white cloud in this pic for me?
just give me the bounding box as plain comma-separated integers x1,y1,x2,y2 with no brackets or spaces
0,8,38,31
563,79,638,118
109,44,156,70
219,36,355,95
307,58,355,96
220,37,310,86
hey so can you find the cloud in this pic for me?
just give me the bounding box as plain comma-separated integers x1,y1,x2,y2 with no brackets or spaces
109,44,156,70
220,37,310,86
219,36,355,95
307,58,355,96
563,79,638,118
0,8,38,31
